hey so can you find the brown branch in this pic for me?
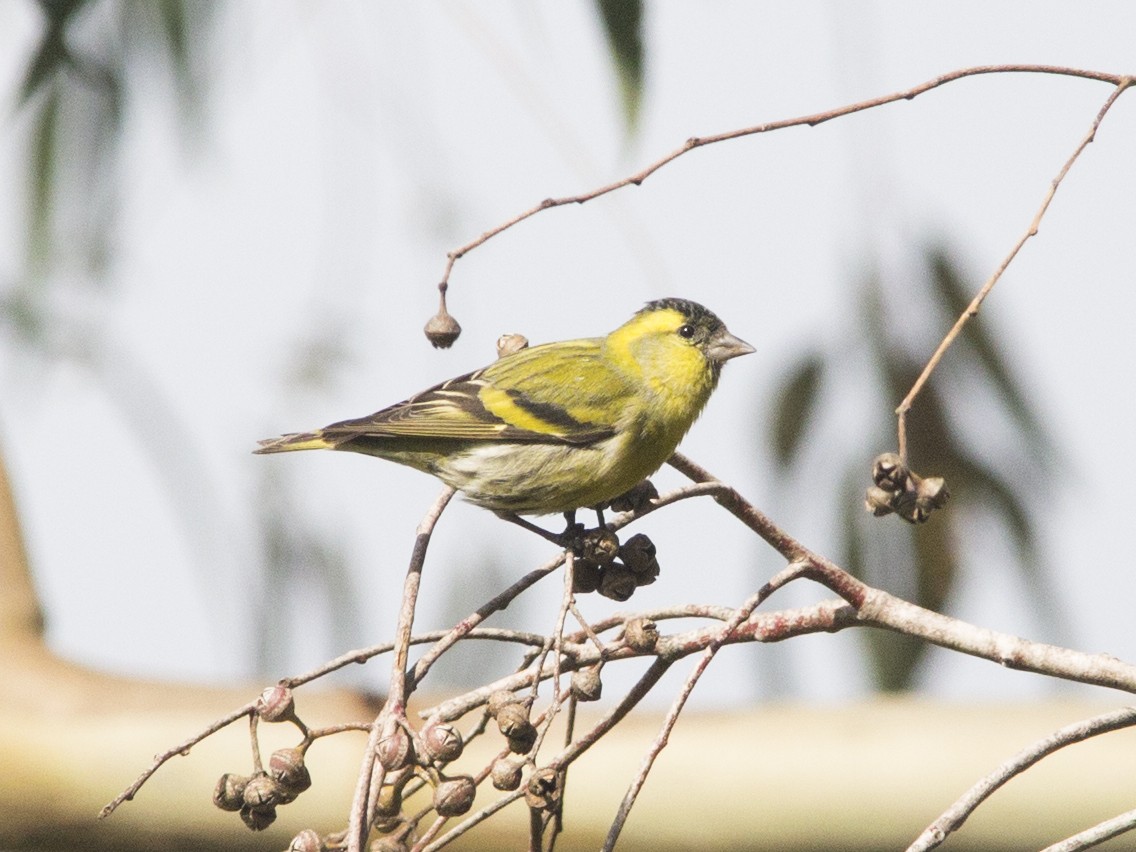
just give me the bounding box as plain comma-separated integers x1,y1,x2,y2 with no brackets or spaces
99,701,257,818
895,76,1134,461
601,584,773,851
909,706,1136,851
436,65,1129,295
1040,807,1136,852
347,486,455,852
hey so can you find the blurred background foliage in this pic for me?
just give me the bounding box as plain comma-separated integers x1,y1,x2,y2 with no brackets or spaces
5,0,1058,691
768,246,1061,689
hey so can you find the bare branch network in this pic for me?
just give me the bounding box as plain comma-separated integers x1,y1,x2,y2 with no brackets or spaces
104,65,1136,852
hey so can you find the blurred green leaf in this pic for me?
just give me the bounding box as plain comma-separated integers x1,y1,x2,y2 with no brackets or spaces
769,352,824,467
152,0,190,68
19,0,89,103
595,0,644,131
28,83,60,269
771,243,1056,692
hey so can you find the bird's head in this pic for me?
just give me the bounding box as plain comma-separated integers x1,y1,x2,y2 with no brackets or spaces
606,297,754,395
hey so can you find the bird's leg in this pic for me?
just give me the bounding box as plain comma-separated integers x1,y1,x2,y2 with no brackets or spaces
561,510,586,552
593,506,606,530
497,511,583,551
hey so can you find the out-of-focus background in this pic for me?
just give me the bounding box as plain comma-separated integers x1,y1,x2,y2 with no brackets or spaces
2,4,1136,847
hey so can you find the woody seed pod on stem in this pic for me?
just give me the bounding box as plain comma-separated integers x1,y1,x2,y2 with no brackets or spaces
424,284,461,349
213,773,249,812
433,774,477,817
624,617,659,653
256,685,296,723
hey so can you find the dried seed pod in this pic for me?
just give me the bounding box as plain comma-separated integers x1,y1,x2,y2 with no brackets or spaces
288,828,324,852
256,685,296,723
269,747,312,798
864,484,896,517
374,783,403,819
421,722,464,763
524,767,562,811
598,564,637,601
424,286,461,349
376,724,414,771
487,690,519,718
572,560,603,593
608,479,659,513
496,333,529,358
242,773,283,809
240,803,277,831
506,725,538,755
571,665,603,702
620,533,660,585
495,702,532,738
213,773,249,812
916,476,950,510
872,452,908,492
372,814,405,836
433,774,477,817
909,487,950,523
491,757,524,791
580,528,620,567
623,617,659,653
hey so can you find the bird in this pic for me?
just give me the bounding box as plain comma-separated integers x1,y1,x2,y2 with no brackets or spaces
255,298,753,531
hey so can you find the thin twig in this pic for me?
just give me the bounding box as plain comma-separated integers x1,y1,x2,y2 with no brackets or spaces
408,551,566,689
347,486,455,852
389,486,457,709
909,706,1136,851
896,77,1134,462
437,65,1128,293
1040,807,1136,852
99,701,257,818
602,585,771,850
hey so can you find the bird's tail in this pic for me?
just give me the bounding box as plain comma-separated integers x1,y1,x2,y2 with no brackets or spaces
253,431,335,454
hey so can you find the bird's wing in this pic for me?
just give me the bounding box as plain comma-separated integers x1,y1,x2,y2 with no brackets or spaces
318,339,629,446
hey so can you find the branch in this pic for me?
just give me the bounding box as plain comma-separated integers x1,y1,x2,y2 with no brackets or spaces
601,582,776,851
895,76,1134,461
1041,807,1136,852
909,706,1136,851
347,486,454,852
436,65,1128,293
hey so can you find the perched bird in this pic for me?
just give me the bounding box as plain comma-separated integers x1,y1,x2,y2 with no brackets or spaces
256,298,753,522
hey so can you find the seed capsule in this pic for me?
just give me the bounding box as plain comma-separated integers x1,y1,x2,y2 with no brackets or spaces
487,690,519,718
598,565,637,601
242,773,282,809
421,722,464,763
495,702,532,738
256,685,296,723
433,774,476,817
524,767,561,811
213,773,249,812
571,665,603,702
269,747,312,798
240,803,277,831
376,724,414,771
424,286,461,349
491,757,524,791
623,617,659,653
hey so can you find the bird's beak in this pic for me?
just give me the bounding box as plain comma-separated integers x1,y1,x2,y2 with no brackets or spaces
707,329,756,363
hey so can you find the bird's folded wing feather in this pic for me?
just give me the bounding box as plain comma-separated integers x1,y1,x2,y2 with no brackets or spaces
318,340,627,446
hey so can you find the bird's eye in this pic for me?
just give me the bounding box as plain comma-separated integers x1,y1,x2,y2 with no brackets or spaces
678,324,696,339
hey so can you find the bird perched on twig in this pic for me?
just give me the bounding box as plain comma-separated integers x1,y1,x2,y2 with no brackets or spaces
256,298,752,533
